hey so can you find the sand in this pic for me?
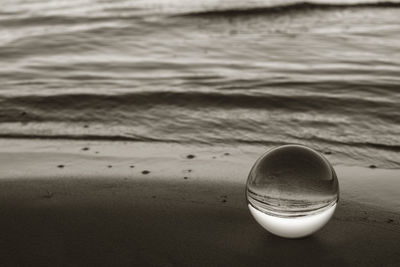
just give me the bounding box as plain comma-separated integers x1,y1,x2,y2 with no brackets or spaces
0,139,399,266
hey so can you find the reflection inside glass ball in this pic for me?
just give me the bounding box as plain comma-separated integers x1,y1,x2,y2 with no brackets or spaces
246,145,339,238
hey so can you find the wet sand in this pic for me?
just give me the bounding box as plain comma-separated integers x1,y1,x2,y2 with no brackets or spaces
0,139,399,266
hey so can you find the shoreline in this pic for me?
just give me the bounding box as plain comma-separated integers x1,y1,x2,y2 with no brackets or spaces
0,138,399,266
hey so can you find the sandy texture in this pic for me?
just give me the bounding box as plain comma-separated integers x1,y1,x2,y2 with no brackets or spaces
0,139,399,266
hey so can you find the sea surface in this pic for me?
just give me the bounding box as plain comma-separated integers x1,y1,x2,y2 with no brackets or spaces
0,0,399,168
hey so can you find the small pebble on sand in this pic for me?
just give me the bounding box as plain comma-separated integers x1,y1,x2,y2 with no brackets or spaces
369,165,377,169
186,154,195,159
142,170,150,175
82,147,89,151
57,165,64,168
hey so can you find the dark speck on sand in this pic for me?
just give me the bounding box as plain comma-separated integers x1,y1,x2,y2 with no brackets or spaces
142,170,150,175
324,151,332,155
82,147,89,151
83,125,89,128
369,165,377,169
184,176,188,180
186,154,195,159
130,165,135,168
224,152,230,156
221,199,227,203
387,219,394,223
43,191,53,199
57,165,64,168
108,165,112,168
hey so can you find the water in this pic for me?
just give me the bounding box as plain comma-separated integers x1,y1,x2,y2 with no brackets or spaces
0,0,399,168
246,144,339,237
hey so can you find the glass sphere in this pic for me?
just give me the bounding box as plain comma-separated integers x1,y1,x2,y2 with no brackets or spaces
246,144,339,238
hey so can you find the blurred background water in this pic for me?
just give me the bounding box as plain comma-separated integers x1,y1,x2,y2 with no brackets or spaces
0,0,399,168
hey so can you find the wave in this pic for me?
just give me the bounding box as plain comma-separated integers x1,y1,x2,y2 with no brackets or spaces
298,136,400,152
0,133,399,153
2,92,397,122
0,91,391,109
0,133,160,142
0,14,146,28
226,138,400,152
175,1,400,17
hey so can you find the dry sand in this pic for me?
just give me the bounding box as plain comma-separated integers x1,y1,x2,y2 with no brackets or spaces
0,139,399,266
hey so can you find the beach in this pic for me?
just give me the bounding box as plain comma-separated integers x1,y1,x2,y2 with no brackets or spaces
1,1,400,265
0,138,399,266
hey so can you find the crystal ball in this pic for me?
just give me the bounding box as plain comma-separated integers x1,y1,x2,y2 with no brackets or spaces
246,144,339,238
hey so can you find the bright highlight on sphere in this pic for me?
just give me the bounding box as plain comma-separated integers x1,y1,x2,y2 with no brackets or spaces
246,145,339,238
